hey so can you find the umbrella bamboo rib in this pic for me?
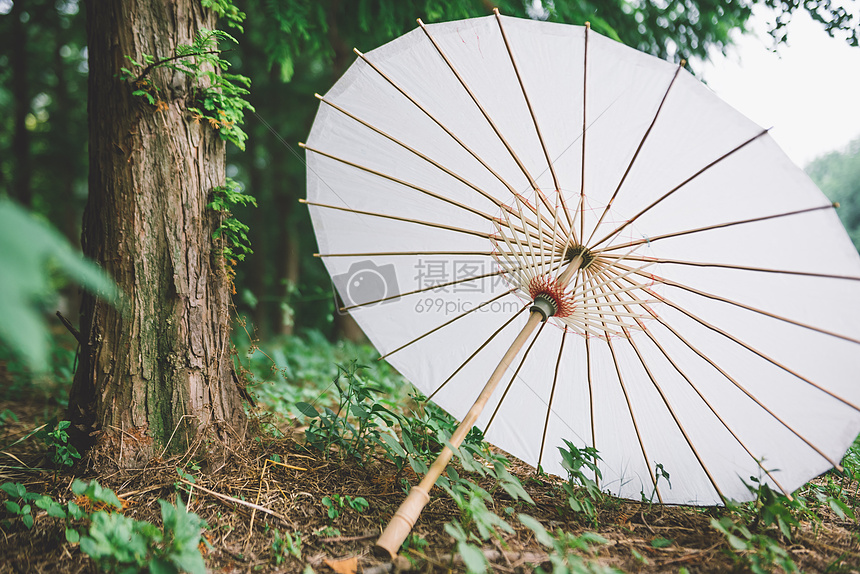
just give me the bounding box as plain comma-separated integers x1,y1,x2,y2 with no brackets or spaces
579,23,589,244
597,204,836,253
586,63,684,246
603,325,663,503
537,328,568,469
587,263,794,496
493,9,563,201
314,95,504,210
341,269,507,311
612,274,846,470
585,335,598,485
315,251,494,258
624,323,726,502
300,199,493,240
353,47,524,201
380,288,520,360
613,263,860,346
599,254,860,282
416,18,564,229
427,305,530,402
301,143,556,246
644,281,860,415
611,287,793,497
581,265,662,500
417,18,539,193
591,128,769,249
485,321,548,433
589,268,726,501
314,93,564,237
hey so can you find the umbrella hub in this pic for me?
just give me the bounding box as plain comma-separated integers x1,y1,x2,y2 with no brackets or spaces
529,275,575,321
564,244,596,269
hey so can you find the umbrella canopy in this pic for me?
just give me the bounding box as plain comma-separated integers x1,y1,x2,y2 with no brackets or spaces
303,12,860,515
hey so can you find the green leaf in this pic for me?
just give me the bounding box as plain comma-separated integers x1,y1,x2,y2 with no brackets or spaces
458,541,488,574
0,200,118,372
2,482,26,498
296,402,319,418
829,497,855,520
379,433,405,458
22,514,33,529
65,528,80,544
47,502,68,519
727,533,748,551
148,557,176,574
651,537,673,548
444,521,467,543
67,501,85,520
518,514,553,547
5,501,21,514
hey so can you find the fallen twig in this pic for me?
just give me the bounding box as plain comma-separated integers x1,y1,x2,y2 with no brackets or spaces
177,478,294,528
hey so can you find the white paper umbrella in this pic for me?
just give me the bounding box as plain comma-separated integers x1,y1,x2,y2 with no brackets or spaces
302,11,860,556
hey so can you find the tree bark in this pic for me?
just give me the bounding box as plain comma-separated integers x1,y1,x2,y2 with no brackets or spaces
69,0,247,465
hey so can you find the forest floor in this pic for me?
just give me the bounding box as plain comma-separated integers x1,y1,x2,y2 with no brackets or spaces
0,388,859,573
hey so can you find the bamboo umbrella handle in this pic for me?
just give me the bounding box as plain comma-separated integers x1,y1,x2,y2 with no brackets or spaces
374,310,545,559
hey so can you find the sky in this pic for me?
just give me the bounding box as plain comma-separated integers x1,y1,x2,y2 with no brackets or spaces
700,6,860,167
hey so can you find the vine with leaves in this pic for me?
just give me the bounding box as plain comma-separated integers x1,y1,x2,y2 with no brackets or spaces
118,28,254,150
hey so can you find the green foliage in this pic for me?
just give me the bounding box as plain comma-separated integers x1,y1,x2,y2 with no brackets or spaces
119,29,254,150
202,0,246,31
518,515,620,574
80,496,207,574
710,516,796,574
807,137,860,251
0,199,117,372
2,477,207,571
296,360,400,462
321,494,368,521
1,482,40,529
72,479,124,510
710,476,803,573
208,177,257,271
444,438,534,506
36,418,81,468
0,334,78,402
271,530,302,564
558,440,603,525
642,462,672,505
444,520,490,574
240,330,407,419
0,480,208,571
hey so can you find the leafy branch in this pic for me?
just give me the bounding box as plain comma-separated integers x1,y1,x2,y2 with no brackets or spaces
119,29,254,150
208,178,256,277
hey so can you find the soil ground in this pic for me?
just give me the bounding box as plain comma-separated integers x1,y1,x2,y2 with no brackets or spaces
0,392,858,574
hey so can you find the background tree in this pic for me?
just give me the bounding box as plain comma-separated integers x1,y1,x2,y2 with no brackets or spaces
67,0,248,462
807,136,860,249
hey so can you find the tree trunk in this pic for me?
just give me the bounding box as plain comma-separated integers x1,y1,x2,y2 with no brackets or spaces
69,0,247,465
245,134,270,339
275,192,300,336
11,0,32,207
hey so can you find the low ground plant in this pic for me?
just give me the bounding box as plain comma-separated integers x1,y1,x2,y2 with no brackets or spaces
297,360,401,462
0,478,207,574
519,514,621,574
558,440,603,526
271,529,302,564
